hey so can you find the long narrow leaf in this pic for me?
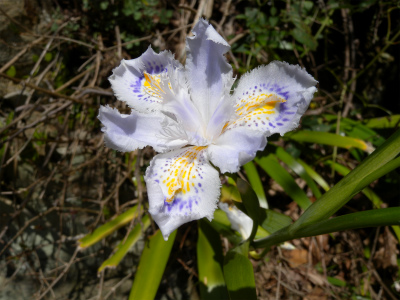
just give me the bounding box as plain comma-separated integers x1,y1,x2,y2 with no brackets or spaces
364,115,400,129
291,128,400,231
197,220,229,300
254,207,400,249
79,205,141,249
275,147,322,198
98,215,150,272
223,242,257,300
297,158,330,191
256,154,312,209
286,130,373,152
243,161,268,208
236,178,260,241
129,230,177,300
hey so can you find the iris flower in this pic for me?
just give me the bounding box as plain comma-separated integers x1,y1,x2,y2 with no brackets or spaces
99,20,317,240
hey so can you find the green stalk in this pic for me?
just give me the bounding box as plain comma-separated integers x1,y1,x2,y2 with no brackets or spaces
253,207,400,249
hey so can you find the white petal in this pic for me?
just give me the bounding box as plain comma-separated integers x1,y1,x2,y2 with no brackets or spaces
218,203,253,240
145,146,220,240
207,127,267,173
229,61,317,136
185,19,234,126
109,47,182,112
98,105,187,153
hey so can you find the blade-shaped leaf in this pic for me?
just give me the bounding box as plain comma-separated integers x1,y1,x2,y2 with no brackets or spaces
243,161,268,208
286,130,373,152
261,209,293,234
79,205,142,249
364,115,400,129
197,220,229,300
297,158,330,192
254,208,400,249
98,215,150,272
256,154,312,210
223,242,257,300
291,128,400,231
275,147,322,198
129,229,177,300
236,178,260,241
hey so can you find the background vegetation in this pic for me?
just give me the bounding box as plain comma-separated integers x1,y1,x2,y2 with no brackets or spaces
0,0,399,299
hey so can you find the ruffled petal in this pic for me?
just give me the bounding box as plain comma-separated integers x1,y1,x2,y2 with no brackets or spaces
145,146,220,240
98,105,188,153
229,61,317,136
207,127,267,173
109,47,182,112
185,19,234,127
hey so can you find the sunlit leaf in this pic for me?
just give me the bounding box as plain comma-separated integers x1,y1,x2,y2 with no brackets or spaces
275,147,322,198
297,158,330,191
364,115,400,129
197,220,229,300
292,128,400,231
256,154,312,209
129,229,177,300
223,242,257,300
286,130,373,152
243,161,268,208
98,215,150,272
79,205,142,249
261,209,292,234
236,178,261,241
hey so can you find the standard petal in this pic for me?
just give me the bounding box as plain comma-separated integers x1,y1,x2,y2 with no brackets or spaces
109,47,182,112
229,61,317,136
145,146,220,240
207,127,267,173
98,105,188,153
185,19,234,126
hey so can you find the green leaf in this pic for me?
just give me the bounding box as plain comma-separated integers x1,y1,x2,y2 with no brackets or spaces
275,147,322,198
292,128,400,231
297,158,330,192
98,215,150,272
325,159,389,208
221,184,242,203
364,115,400,129
236,178,260,241
44,52,52,62
286,130,373,152
261,209,292,234
291,27,318,50
243,161,268,208
79,205,142,249
293,207,400,237
327,276,347,287
223,242,257,300
253,129,400,249
256,154,312,209
254,207,400,249
129,229,177,300
197,220,229,300
6,66,16,77
324,115,385,147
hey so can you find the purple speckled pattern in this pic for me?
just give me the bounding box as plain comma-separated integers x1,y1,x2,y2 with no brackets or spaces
228,80,299,133
109,47,181,112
